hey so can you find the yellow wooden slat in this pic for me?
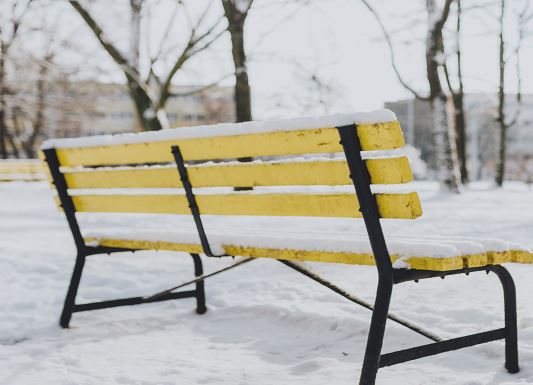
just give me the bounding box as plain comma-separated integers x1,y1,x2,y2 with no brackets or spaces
0,163,44,173
54,122,404,167
64,157,413,189
84,237,472,271
357,122,405,151
366,157,413,184
0,159,46,181
72,192,422,219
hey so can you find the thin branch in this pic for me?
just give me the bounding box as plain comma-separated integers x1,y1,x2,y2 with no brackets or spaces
158,16,226,108
170,72,234,97
435,0,454,30
67,0,155,104
357,0,430,100
506,0,528,127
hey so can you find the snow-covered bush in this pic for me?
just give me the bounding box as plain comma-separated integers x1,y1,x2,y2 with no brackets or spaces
404,145,428,179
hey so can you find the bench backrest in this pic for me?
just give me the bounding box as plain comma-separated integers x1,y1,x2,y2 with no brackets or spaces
0,159,46,181
41,113,421,222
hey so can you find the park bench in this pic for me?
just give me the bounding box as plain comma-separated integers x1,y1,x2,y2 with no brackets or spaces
0,159,46,182
41,110,533,385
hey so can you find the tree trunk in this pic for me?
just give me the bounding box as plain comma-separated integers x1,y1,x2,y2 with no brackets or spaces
495,0,506,187
453,0,468,183
0,50,8,158
126,76,162,131
453,92,468,183
23,62,48,158
425,0,461,192
230,24,252,123
222,1,252,123
222,0,253,190
129,0,142,71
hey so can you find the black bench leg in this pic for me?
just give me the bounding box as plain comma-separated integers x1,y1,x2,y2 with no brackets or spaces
359,279,393,385
60,254,86,328
491,265,519,373
190,253,207,314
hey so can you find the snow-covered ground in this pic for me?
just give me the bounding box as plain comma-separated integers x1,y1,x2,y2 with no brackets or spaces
1,181,533,385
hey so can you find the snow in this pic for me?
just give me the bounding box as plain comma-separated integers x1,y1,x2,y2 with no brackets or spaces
82,219,529,263
41,110,397,149
2,181,533,384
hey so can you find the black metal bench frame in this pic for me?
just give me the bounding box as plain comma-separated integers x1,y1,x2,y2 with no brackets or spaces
44,123,519,385
43,148,207,329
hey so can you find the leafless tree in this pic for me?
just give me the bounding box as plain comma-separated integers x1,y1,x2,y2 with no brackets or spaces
495,0,530,186
358,0,461,192
68,0,226,131
6,47,97,158
0,0,33,158
443,0,468,183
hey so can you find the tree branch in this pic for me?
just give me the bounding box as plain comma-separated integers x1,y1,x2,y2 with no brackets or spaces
357,0,430,100
157,15,226,108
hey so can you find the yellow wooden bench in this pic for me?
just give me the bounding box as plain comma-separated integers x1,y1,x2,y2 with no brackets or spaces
41,112,529,385
0,159,46,181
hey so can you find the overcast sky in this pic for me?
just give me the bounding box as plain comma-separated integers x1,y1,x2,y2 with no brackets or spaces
13,0,533,120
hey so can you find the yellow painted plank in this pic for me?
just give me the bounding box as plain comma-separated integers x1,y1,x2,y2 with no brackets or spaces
85,237,467,271
462,253,489,268
53,122,404,167
0,159,46,181
357,122,405,151
487,251,513,265
366,157,413,185
72,192,422,219
63,157,413,189
0,162,44,174
396,256,464,271
513,250,533,264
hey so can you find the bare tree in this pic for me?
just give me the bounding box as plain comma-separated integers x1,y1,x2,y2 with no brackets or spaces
68,0,226,131
6,45,97,158
0,0,33,158
495,0,529,186
443,0,468,183
359,0,461,192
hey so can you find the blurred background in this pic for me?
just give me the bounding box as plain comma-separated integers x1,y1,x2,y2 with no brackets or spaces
0,0,531,189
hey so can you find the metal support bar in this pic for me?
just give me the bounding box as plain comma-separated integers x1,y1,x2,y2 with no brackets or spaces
171,145,225,258
394,265,490,284
279,260,442,342
73,290,198,312
43,148,86,252
336,125,393,276
337,124,395,385
191,253,207,314
379,328,506,368
145,257,255,301
59,253,86,328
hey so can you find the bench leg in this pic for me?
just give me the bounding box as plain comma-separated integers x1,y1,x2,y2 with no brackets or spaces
359,279,393,385
491,265,519,373
191,253,207,314
60,254,86,328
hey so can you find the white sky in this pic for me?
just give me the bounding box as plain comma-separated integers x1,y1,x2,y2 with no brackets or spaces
10,0,533,120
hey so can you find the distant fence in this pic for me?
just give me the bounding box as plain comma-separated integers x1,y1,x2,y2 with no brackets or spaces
0,159,47,182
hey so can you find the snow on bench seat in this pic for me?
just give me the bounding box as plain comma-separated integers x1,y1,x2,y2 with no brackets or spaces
82,215,533,272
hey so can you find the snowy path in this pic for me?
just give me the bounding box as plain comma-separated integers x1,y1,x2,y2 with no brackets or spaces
1,182,533,385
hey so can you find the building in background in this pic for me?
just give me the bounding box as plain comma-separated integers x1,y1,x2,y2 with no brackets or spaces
385,94,533,182
4,77,235,158
73,82,235,136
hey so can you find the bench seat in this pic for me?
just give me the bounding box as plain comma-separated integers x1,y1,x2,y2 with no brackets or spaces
83,219,533,271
